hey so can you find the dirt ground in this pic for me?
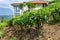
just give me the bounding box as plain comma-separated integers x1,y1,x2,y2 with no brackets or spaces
43,23,60,40
1,23,60,40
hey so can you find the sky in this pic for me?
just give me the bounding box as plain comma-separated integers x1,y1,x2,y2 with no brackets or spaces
0,0,29,15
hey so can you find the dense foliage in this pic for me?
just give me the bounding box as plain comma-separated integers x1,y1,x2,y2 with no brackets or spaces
0,1,60,40
8,2,60,26
7,2,60,40
0,22,8,38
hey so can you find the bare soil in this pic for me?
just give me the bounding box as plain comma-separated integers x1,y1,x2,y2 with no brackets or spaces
1,23,60,40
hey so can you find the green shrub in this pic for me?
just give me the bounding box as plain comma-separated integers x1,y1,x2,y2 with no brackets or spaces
8,2,60,27
0,22,8,38
4,2,60,40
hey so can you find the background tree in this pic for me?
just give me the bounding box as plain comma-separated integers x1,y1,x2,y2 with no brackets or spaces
49,0,60,4
1,16,4,23
26,2,35,11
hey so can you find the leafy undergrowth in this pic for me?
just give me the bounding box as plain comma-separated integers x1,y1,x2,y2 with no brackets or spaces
8,2,60,26
0,22,8,38
0,2,60,40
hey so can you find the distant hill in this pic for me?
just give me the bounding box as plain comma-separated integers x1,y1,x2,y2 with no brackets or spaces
0,8,13,15
0,15,12,20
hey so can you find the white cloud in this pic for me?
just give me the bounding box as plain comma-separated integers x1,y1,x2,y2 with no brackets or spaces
0,0,19,11
0,0,29,15
0,0,4,2
0,0,29,7
0,0,29,13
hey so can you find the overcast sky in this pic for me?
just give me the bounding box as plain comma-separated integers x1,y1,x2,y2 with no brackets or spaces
0,0,29,15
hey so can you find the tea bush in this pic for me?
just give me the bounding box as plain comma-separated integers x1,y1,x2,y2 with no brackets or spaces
0,2,60,40
8,2,60,26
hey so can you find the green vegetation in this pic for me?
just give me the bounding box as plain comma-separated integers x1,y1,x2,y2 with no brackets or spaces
0,22,8,38
0,1,60,40
10,2,60,26
7,2,60,40
26,2,35,11
19,2,35,14
0,16,8,38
